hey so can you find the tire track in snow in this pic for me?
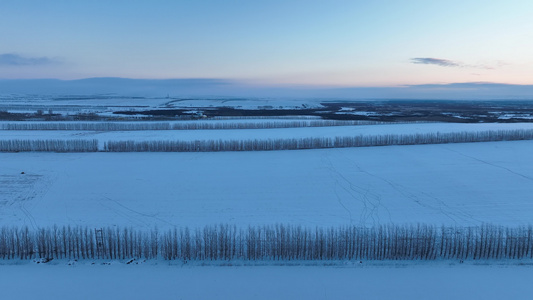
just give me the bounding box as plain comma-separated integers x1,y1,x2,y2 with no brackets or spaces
329,151,393,225
333,183,354,224
322,153,384,226
102,196,177,227
0,174,50,230
441,146,533,182
333,149,480,225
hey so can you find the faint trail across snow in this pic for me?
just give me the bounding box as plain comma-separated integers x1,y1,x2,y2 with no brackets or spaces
333,183,354,224
441,145,533,182
330,151,393,224
322,153,386,226
0,173,54,230
331,149,481,225
102,196,177,227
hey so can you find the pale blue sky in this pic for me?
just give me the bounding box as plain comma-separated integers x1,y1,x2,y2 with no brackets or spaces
1,0,532,86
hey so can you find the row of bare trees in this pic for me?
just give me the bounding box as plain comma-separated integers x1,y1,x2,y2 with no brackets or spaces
1,224,532,261
2,129,532,152
0,139,98,152
105,129,533,152
1,120,397,131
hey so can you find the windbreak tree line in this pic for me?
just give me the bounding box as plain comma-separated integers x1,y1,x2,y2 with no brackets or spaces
1,120,396,131
1,224,532,261
2,129,533,152
0,139,98,152
105,129,533,152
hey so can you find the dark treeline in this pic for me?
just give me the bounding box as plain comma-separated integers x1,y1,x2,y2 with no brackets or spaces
0,120,402,131
1,224,532,261
0,139,98,152
105,129,533,152
3,129,533,153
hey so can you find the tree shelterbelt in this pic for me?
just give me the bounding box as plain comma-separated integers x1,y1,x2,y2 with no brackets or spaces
105,129,533,152
0,120,394,131
2,129,533,153
1,224,532,261
0,139,98,152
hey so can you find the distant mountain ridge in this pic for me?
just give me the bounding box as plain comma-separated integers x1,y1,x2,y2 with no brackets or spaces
0,78,532,100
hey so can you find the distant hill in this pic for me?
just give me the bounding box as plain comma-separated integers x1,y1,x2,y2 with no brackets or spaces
0,78,532,100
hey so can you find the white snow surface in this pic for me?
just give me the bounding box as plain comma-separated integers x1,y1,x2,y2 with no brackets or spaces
0,261,531,300
2,120,533,299
2,140,533,229
165,98,325,109
3,123,533,152
0,96,325,110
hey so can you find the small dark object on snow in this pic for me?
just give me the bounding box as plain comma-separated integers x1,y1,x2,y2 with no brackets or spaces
67,259,78,265
21,172,25,174
359,261,363,264
35,257,53,264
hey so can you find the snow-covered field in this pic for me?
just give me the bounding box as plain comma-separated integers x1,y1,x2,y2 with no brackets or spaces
3,117,533,299
0,95,326,109
0,261,531,300
2,139,533,229
3,122,533,151
165,98,325,109
0,95,326,115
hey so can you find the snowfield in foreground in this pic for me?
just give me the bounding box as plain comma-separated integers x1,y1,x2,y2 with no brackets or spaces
2,120,533,300
0,262,531,300
2,140,533,229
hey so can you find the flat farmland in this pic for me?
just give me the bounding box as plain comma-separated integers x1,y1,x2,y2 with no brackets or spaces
3,122,533,145
2,139,533,229
1,262,532,300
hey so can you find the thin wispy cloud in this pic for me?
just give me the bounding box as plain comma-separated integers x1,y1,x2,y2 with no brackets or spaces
0,53,59,66
411,57,497,70
411,57,463,67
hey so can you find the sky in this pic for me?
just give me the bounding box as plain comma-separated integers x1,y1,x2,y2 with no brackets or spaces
1,0,532,88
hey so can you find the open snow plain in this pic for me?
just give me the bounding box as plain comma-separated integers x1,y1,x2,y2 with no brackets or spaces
2,118,533,300
1,137,533,229
1,262,532,300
